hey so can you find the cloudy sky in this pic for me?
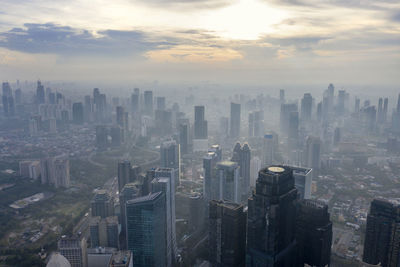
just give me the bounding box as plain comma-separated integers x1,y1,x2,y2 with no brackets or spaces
0,0,399,86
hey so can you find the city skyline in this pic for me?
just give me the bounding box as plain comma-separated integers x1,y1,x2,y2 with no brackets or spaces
0,0,399,85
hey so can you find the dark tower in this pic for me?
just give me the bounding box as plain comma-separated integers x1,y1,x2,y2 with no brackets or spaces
246,166,298,267
194,105,208,139
296,199,332,267
230,102,241,138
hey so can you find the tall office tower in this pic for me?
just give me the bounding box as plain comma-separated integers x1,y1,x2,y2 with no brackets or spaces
72,102,84,124
337,90,346,115
58,236,87,267
300,93,312,122
209,200,247,267
131,92,139,113
289,166,313,200
119,182,142,249
194,106,208,139
288,111,299,149
296,199,332,267
160,140,180,186
230,102,241,138
305,136,321,172
144,90,153,116
95,93,107,122
91,190,115,218
118,161,132,192
156,96,166,110
179,122,190,155
53,157,70,188
363,198,400,266
116,106,125,128
355,97,361,113
15,88,22,104
203,148,221,202
84,95,92,122
262,134,275,166
89,216,119,248
151,177,175,267
333,127,341,146
2,82,14,117
250,156,261,188
36,81,45,104
326,83,335,112
126,192,166,267
216,161,240,204
246,166,298,267
152,167,177,264
93,88,100,103
279,89,285,104
155,109,173,136
248,110,264,137
377,98,384,124
383,98,389,123
280,103,298,134
231,143,251,197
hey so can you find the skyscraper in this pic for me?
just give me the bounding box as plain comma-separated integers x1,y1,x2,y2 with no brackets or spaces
305,136,321,173
300,93,312,122
288,111,299,149
91,190,115,218
216,161,240,204
151,176,175,267
194,106,208,139
72,102,84,124
383,98,389,123
126,192,166,267
291,166,312,200
262,134,274,166
144,90,153,116
2,82,14,117
296,199,332,267
363,198,400,266
230,102,241,138
58,236,87,267
203,150,220,202
231,142,251,198
160,140,180,187
118,161,141,192
179,122,190,155
246,166,298,267
280,103,298,134
131,92,139,113
89,216,119,248
36,81,45,104
156,96,166,110
209,200,247,267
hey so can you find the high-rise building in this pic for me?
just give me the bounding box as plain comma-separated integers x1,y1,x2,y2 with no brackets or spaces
203,145,222,202
279,89,285,104
337,90,346,115
209,200,247,267
179,121,190,155
305,136,321,173
118,161,141,192
53,157,70,188
58,236,87,267
288,111,299,149
363,198,400,266
131,92,139,113
36,81,45,104
246,166,298,266
355,97,361,113
72,102,84,124
91,190,115,218
156,96,166,111
144,90,153,116
230,102,241,138
231,142,251,198
290,166,312,200
377,98,384,124
280,103,297,134
151,176,175,267
216,161,240,204
250,156,261,188
262,134,275,166
296,199,332,267
126,192,166,267
383,98,389,123
333,127,341,146
160,140,180,187
300,93,312,122
2,82,14,117
194,106,208,139
89,216,119,248
119,182,142,249
116,106,125,128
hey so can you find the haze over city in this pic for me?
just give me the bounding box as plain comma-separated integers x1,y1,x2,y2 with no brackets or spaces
1,1,400,267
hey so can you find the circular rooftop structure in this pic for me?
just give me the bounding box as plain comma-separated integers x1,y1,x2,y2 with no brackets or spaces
267,166,285,173
46,252,71,267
